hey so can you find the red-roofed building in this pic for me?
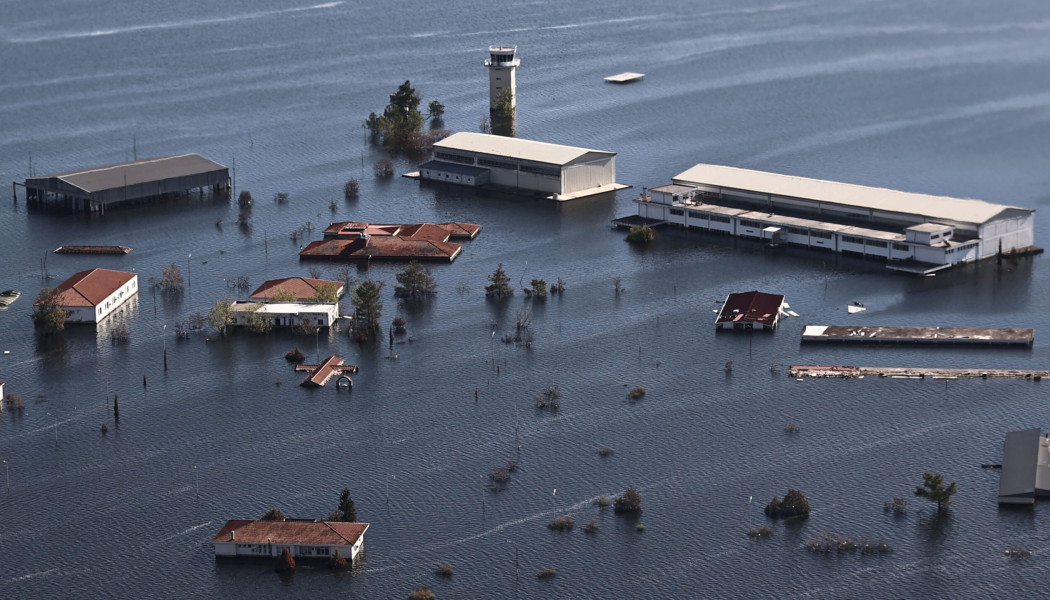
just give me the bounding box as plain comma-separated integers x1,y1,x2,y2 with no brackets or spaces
302,221,479,263
715,291,785,331
213,519,369,563
249,277,344,303
37,268,138,323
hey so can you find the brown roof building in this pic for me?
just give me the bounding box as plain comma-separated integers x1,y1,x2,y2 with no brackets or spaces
213,519,369,563
249,277,344,302
715,290,785,331
301,221,481,263
37,268,138,323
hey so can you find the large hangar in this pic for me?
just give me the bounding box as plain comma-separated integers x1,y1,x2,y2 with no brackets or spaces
416,132,628,201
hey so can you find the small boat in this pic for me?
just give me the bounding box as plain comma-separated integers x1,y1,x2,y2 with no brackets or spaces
0,289,22,310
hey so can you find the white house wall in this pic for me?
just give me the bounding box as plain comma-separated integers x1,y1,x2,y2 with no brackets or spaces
64,275,138,324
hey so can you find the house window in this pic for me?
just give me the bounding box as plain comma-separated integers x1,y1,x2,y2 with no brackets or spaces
669,209,684,216
866,240,887,248
893,243,909,251
811,230,832,239
841,235,865,245
739,219,763,228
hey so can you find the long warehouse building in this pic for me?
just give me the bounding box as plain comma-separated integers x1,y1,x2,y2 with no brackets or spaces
19,154,230,213
416,132,628,201
631,164,1036,274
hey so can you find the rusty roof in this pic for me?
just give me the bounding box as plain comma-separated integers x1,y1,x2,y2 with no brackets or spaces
302,355,344,387
250,277,343,301
716,291,785,327
29,154,227,195
212,519,369,546
300,237,462,262
37,268,136,307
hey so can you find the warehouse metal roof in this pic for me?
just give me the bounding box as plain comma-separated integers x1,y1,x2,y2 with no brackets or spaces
28,154,228,195
434,132,614,166
674,163,1030,226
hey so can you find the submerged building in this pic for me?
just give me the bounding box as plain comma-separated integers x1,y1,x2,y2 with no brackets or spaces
715,291,785,330
18,154,230,213
213,519,369,563
998,428,1050,506
631,164,1036,274
416,132,628,200
38,268,138,323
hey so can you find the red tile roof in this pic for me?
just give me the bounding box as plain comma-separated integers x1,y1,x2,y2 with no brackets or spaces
213,519,369,546
37,268,136,307
716,291,785,327
249,277,343,301
300,237,463,262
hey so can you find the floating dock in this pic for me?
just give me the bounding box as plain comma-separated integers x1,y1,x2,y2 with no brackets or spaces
800,325,1033,346
604,72,645,83
55,245,132,255
789,365,1048,380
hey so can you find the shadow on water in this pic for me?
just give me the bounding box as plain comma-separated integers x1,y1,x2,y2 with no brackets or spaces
916,509,954,547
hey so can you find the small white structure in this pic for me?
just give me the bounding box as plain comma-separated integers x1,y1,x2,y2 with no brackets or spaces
37,268,138,323
633,164,1036,274
420,132,628,200
213,519,369,563
230,302,339,329
485,45,519,113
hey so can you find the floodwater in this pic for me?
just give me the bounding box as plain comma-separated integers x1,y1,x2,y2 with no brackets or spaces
1,0,1050,597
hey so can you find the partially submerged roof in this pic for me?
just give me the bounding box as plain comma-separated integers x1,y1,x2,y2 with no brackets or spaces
999,428,1050,505
300,237,462,262
38,268,136,307
674,163,1031,226
213,519,369,546
435,132,614,166
716,291,785,327
27,154,228,195
250,277,343,302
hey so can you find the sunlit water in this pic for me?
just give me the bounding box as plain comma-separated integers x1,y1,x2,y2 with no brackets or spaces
2,0,1050,597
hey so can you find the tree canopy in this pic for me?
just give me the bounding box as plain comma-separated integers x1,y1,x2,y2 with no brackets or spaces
260,507,286,521
334,488,358,522
764,489,811,518
365,81,448,152
485,263,513,298
394,260,437,298
208,299,233,335
613,486,643,514
914,472,957,512
351,280,383,337
311,281,340,303
31,287,66,334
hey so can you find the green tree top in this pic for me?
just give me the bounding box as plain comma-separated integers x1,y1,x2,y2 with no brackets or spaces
394,260,437,298
208,298,234,335
335,488,358,522
914,472,957,512
311,281,340,303
485,263,514,298
260,507,286,521
351,280,384,336
31,287,66,334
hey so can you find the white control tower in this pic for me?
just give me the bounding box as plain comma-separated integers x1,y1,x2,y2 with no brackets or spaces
485,46,519,113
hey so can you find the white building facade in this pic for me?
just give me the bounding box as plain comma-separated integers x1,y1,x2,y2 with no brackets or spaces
634,164,1035,273
230,302,339,328
421,132,626,200
39,269,139,323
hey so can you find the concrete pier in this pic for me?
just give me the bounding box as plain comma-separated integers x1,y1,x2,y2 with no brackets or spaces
800,325,1033,346
789,365,1048,380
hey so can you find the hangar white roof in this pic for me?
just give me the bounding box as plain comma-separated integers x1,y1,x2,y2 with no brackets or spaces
673,163,1031,226
435,132,614,166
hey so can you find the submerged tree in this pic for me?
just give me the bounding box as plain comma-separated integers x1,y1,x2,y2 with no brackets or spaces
614,486,643,514
485,263,514,298
208,298,234,335
154,263,185,295
351,280,383,338
626,224,655,244
915,472,957,513
394,260,437,298
365,81,447,151
31,287,66,334
331,488,358,522
764,489,811,518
